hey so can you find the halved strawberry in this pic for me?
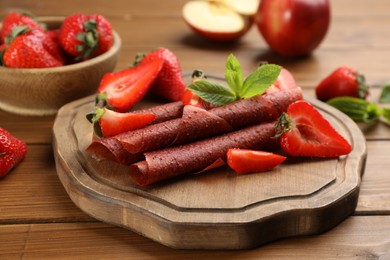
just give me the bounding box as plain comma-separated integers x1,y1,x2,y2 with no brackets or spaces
135,48,186,101
274,100,352,157
182,90,203,108
86,107,156,138
227,148,286,174
182,69,208,108
265,68,297,94
96,59,164,112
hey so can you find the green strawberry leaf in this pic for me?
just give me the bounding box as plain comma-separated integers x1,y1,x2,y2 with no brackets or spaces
225,54,243,95
381,107,390,125
379,82,390,103
240,64,282,99
186,79,236,106
86,107,105,138
327,96,382,123
5,25,29,45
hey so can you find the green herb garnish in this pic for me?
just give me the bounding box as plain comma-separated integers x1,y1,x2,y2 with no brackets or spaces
186,54,281,106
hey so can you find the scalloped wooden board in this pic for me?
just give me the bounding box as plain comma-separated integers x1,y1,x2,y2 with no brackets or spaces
53,86,367,250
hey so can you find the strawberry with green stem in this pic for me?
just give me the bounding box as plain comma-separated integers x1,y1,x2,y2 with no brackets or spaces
59,13,113,60
86,107,156,138
0,11,45,44
315,66,368,102
2,26,65,68
274,100,352,157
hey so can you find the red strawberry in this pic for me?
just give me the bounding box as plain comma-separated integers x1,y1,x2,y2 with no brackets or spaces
86,107,156,138
275,100,352,157
0,12,45,43
181,69,209,108
46,29,61,43
136,48,186,101
315,66,368,102
59,13,113,60
265,68,297,94
97,59,164,112
227,148,286,174
3,27,65,68
3,28,64,68
0,127,27,178
182,90,203,108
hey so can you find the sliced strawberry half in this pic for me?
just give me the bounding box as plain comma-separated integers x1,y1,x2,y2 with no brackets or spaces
274,100,352,157
227,148,286,174
87,107,156,138
97,59,164,112
181,69,208,108
265,68,297,94
135,48,186,102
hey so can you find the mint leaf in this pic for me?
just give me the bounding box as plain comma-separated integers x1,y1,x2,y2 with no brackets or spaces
240,64,281,99
379,82,390,103
327,97,381,123
225,54,243,95
185,54,283,106
186,79,236,106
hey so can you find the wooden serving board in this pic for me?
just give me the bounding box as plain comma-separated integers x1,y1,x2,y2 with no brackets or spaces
53,83,367,250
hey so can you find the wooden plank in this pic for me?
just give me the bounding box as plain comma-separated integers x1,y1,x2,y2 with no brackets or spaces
0,216,389,259
2,0,390,18
356,141,390,214
0,145,92,223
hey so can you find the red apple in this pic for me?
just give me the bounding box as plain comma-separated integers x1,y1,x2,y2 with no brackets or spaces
255,0,330,57
182,0,259,41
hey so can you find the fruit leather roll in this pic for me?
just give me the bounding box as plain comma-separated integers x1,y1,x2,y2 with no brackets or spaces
129,121,278,186
86,101,184,163
132,100,184,124
117,86,302,154
86,137,143,164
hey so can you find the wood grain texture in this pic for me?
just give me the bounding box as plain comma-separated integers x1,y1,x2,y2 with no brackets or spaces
52,94,366,249
1,0,390,257
1,216,389,259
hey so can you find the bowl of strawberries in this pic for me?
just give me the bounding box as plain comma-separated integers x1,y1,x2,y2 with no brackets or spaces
0,12,121,116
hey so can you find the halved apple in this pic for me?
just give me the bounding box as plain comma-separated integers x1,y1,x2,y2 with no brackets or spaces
222,0,259,16
182,0,259,41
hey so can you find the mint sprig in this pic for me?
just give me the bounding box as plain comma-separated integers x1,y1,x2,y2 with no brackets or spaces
186,54,281,106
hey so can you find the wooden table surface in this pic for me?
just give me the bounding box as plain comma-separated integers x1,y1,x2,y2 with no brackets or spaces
1,0,390,259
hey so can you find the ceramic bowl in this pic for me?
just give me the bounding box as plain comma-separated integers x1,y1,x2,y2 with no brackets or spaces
0,16,121,116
